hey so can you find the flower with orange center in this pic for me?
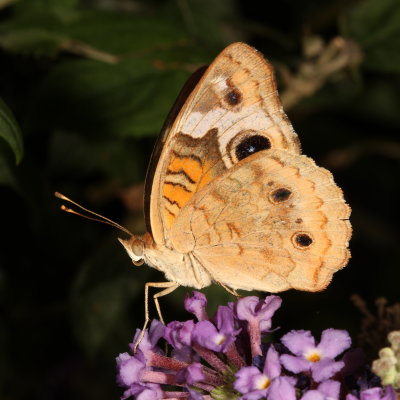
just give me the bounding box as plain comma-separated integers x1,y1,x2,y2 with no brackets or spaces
255,375,271,389
280,329,351,382
305,349,322,363
234,346,282,398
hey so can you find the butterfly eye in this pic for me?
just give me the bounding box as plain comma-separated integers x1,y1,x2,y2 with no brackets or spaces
235,135,271,161
292,232,313,249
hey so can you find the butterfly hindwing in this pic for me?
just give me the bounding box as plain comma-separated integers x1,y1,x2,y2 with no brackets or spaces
169,149,351,292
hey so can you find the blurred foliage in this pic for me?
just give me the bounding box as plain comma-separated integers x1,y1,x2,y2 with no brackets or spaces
341,0,400,72
0,97,23,163
1,0,400,399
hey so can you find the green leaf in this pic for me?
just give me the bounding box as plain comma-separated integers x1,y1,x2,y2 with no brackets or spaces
342,0,400,72
0,99,23,164
170,0,239,46
0,8,190,58
13,0,79,14
63,10,190,54
26,46,211,139
0,9,81,57
0,28,66,57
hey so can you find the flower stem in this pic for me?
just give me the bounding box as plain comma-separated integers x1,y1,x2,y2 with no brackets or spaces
193,344,229,373
148,351,189,371
142,370,177,385
225,342,246,369
248,320,262,358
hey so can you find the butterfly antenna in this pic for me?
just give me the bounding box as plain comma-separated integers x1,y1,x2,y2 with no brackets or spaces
54,192,133,236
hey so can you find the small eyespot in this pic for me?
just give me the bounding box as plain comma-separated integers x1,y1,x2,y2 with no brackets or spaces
226,89,242,105
295,218,303,224
270,188,292,203
235,135,271,161
292,232,313,249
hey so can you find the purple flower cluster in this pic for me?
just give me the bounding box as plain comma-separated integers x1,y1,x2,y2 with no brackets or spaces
116,292,398,400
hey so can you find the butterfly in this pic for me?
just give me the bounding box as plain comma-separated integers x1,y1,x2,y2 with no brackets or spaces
119,41,351,298
57,42,351,335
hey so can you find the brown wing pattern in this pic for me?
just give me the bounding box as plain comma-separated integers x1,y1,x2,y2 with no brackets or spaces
169,149,351,292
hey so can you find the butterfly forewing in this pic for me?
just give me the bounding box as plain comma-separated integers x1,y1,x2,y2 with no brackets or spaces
147,43,301,246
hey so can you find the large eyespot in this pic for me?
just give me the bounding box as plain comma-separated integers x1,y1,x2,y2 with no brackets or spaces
227,130,272,165
236,135,271,160
292,232,313,249
269,187,292,204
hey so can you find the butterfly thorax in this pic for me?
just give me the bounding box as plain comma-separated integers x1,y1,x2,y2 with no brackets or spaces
119,233,212,289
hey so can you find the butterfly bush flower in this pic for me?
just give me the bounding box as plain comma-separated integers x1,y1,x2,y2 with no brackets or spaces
235,295,282,358
280,328,351,382
116,293,398,400
184,291,209,321
233,345,285,399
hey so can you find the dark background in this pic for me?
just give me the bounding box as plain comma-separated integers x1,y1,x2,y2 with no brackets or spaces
1,0,400,399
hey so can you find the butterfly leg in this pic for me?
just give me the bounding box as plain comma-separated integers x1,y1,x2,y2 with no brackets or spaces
152,282,179,324
133,281,179,352
218,281,241,298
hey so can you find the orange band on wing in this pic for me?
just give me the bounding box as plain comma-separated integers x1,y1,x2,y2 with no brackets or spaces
168,156,203,183
162,153,214,229
163,183,193,208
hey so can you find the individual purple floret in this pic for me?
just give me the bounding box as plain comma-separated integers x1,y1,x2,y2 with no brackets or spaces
192,306,241,354
116,352,164,400
121,382,163,400
280,329,351,382
267,376,297,400
129,319,165,357
116,293,397,400
185,291,208,321
116,352,145,387
164,320,195,350
346,386,397,400
235,295,282,358
301,380,341,400
175,363,205,385
192,320,236,353
234,345,282,399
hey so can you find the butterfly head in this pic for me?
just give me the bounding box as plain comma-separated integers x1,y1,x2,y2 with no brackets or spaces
118,236,145,266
